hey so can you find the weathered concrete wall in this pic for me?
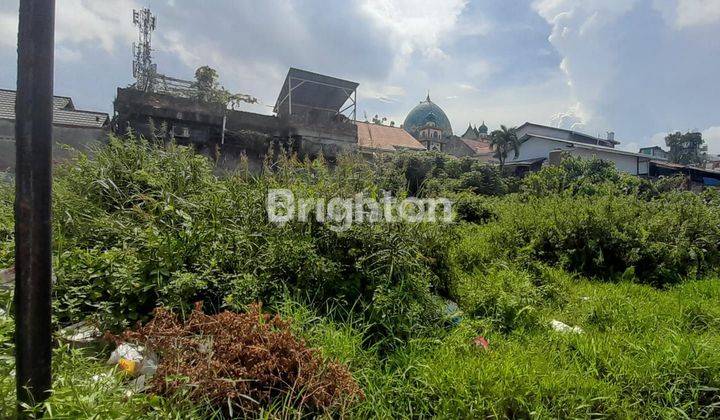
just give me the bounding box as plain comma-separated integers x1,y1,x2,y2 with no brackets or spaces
0,119,107,172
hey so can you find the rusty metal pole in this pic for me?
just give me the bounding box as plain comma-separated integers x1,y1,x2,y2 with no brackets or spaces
14,0,56,411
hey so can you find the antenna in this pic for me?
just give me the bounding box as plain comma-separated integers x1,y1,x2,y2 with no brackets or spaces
132,8,157,92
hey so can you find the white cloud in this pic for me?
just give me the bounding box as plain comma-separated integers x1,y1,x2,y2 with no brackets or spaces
55,46,82,62
0,13,17,48
649,132,668,147
550,102,586,130
55,0,139,53
359,83,406,102
532,0,720,150
158,31,200,67
675,0,720,28
359,0,467,72
703,126,720,155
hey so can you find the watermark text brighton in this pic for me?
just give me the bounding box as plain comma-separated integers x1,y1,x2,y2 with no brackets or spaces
267,189,453,231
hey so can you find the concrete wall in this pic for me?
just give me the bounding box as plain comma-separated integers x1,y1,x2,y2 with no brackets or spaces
0,119,107,172
567,147,646,175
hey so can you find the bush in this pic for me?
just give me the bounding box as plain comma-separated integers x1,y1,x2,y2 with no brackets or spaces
36,135,455,344
454,192,720,286
451,265,546,332
452,192,497,224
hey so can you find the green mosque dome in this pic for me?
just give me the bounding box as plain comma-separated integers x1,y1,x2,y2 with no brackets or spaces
478,121,488,134
403,94,453,137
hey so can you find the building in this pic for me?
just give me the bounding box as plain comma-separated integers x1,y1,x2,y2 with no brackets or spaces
356,121,426,154
402,94,495,160
273,67,358,158
639,146,669,161
460,121,489,141
0,88,109,172
114,67,360,167
509,123,651,176
403,94,454,151
649,160,720,189
705,154,720,170
515,122,620,148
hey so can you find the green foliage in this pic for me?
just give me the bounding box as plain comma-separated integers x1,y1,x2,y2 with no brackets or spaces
454,192,720,285
193,65,257,109
452,193,497,224
489,125,519,167
1,133,720,417
666,131,707,166
40,135,454,342
0,181,13,267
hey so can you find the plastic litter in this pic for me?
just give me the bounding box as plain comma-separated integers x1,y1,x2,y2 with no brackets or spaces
444,299,463,326
473,335,490,350
550,319,583,334
108,343,158,377
59,320,102,348
0,266,55,290
0,266,14,290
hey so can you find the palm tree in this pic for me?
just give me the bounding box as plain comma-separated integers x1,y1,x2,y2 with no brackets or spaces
489,125,519,169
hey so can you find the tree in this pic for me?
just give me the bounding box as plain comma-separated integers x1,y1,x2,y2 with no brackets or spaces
194,66,221,103
193,65,257,109
665,131,706,166
489,125,519,168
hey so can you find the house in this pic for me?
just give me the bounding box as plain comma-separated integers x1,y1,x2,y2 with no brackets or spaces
443,137,495,162
515,122,620,148
510,123,651,176
639,146,669,161
649,160,720,189
0,88,109,172
705,154,720,171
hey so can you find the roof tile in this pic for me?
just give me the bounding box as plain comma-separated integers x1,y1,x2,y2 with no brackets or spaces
0,89,108,128
356,121,426,152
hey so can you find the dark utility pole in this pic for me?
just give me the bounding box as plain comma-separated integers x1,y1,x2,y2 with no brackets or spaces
14,0,56,411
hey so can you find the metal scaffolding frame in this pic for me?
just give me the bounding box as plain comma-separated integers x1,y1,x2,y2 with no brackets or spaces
274,68,358,121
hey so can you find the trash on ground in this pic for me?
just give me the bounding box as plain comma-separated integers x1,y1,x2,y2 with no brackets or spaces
473,335,490,350
444,299,463,326
550,319,583,334
0,266,14,290
0,266,56,289
107,342,158,378
59,320,102,348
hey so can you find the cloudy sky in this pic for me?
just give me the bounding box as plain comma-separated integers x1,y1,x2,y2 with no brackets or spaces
1,0,718,153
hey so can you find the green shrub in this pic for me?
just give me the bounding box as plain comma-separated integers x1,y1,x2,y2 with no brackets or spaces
452,266,542,332
38,136,455,343
456,192,720,285
452,192,497,224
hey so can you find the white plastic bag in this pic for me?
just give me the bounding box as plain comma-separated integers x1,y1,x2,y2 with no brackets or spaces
550,319,583,334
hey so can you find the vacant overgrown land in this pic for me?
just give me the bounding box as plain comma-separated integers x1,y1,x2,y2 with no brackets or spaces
1,137,719,418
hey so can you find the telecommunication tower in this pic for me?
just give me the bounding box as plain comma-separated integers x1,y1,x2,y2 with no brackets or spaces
132,8,157,92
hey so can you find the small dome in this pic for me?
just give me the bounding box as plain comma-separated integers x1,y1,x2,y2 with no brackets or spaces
403,94,453,137
478,121,488,134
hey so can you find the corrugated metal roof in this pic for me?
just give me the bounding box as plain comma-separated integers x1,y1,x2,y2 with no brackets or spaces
275,68,358,115
0,88,108,128
356,121,425,152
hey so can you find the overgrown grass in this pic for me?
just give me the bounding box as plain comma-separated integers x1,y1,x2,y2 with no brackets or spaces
1,137,719,417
